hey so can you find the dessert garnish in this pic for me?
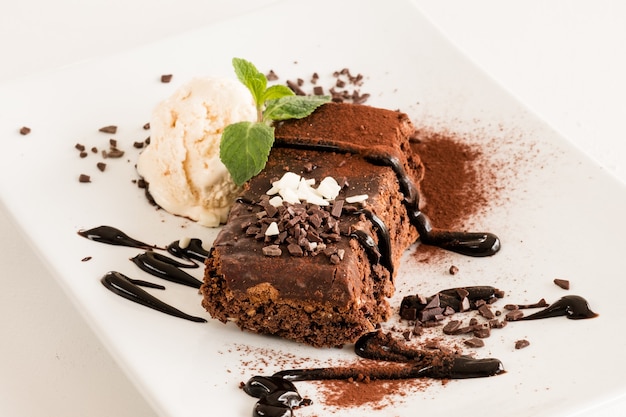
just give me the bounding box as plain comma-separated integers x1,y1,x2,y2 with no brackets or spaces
130,251,202,288
166,237,209,262
244,330,503,416
79,226,209,321
78,225,160,250
219,58,330,186
101,271,206,323
243,376,311,417
517,295,598,320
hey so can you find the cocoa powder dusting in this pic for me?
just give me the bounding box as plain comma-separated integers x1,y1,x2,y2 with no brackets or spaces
411,130,487,230
314,378,433,411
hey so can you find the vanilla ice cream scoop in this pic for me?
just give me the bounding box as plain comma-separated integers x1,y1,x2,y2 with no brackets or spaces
137,77,256,227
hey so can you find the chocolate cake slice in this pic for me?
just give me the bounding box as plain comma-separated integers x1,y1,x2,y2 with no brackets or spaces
201,103,424,347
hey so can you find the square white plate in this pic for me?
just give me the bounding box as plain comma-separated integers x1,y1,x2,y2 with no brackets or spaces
1,0,625,416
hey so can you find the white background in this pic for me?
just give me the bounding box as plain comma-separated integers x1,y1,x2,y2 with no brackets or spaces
1,1,624,416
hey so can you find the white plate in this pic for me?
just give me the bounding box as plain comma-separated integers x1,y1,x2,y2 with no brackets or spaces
1,1,625,416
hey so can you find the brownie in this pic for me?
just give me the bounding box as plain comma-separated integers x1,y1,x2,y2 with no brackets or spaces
201,103,423,347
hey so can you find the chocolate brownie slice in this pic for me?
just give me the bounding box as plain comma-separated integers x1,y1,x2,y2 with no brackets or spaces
201,103,423,347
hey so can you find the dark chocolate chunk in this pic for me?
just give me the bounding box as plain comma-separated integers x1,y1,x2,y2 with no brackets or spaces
161,74,173,83
505,309,525,321
99,125,117,134
464,337,485,348
78,174,91,183
515,339,530,349
554,278,570,290
19,126,31,135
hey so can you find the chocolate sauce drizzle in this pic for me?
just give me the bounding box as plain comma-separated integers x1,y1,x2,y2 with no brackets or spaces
274,140,501,257
243,376,311,417
77,225,159,250
520,295,598,320
131,251,203,289
79,226,207,322
100,271,206,322
166,238,209,262
245,329,503,416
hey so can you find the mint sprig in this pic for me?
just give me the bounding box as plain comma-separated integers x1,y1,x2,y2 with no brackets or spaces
220,58,331,186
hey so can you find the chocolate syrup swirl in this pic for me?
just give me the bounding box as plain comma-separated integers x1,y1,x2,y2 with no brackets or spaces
77,225,159,250
350,229,382,267
131,251,203,289
274,140,501,257
243,376,311,417
246,329,503,416
520,295,598,320
100,271,206,323
79,226,208,321
356,209,393,274
166,238,209,262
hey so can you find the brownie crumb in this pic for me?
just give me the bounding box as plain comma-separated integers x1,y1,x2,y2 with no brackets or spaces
19,126,31,135
78,174,91,183
143,122,150,130
448,265,459,275
515,339,530,349
553,278,570,290
161,74,173,83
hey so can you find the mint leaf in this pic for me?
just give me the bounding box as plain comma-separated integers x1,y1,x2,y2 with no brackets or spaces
263,95,331,122
232,58,266,112
261,84,295,103
220,121,274,186
221,58,332,185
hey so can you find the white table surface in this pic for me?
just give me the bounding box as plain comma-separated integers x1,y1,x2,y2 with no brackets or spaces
1,1,624,416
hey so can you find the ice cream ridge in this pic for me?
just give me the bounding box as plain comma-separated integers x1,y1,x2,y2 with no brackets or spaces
202,101,500,347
